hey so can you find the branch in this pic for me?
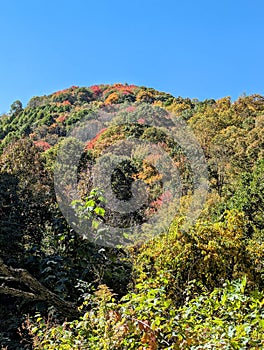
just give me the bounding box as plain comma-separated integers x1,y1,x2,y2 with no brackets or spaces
0,286,39,300
0,276,19,282
0,259,11,276
0,258,80,319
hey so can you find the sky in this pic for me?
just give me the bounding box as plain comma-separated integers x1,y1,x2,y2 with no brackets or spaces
0,0,264,113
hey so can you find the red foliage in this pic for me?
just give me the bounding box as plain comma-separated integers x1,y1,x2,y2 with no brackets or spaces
53,86,79,96
159,190,172,203
90,85,102,96
34,140,51,151
126,106,136,112
150,191,172,210
85,128,107,150
137,118,145,124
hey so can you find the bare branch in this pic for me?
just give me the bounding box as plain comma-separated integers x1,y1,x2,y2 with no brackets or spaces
0,286,39,300
0,276,19,282
0,258,80,319
0,258,11,276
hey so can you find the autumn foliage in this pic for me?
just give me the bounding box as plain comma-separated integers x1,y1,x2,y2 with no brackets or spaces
0,84,263,349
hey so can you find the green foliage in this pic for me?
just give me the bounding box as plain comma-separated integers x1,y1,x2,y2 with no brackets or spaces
173,277,264,348
227,159,264,234
0,139,54,259
0,172,22,262
10,100,23,117
71,188,106,230
24,278,264,349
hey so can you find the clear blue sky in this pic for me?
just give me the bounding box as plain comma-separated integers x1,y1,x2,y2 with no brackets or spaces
0,0,264,113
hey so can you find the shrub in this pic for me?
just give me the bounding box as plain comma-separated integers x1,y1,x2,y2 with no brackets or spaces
24,278,264,349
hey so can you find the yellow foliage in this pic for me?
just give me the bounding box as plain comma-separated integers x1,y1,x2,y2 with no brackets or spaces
136,90,154,103
133,210,261,302
105,92,119,104
166,101,191,114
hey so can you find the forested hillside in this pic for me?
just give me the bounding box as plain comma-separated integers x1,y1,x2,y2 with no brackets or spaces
0,84,263,349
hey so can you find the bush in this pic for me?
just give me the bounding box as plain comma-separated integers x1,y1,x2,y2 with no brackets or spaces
132,210,263,303
24,278,264,349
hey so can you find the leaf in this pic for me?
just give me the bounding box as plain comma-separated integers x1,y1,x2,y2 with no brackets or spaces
85,199,96,208
92,220,99,229
94,207,105,216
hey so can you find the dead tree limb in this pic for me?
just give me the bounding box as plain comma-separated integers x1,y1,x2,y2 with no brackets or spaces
0,258,80,319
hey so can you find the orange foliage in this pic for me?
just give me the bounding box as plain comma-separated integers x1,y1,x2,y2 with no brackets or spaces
62,100,71,106
55,115,67,123
105,92,119,105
